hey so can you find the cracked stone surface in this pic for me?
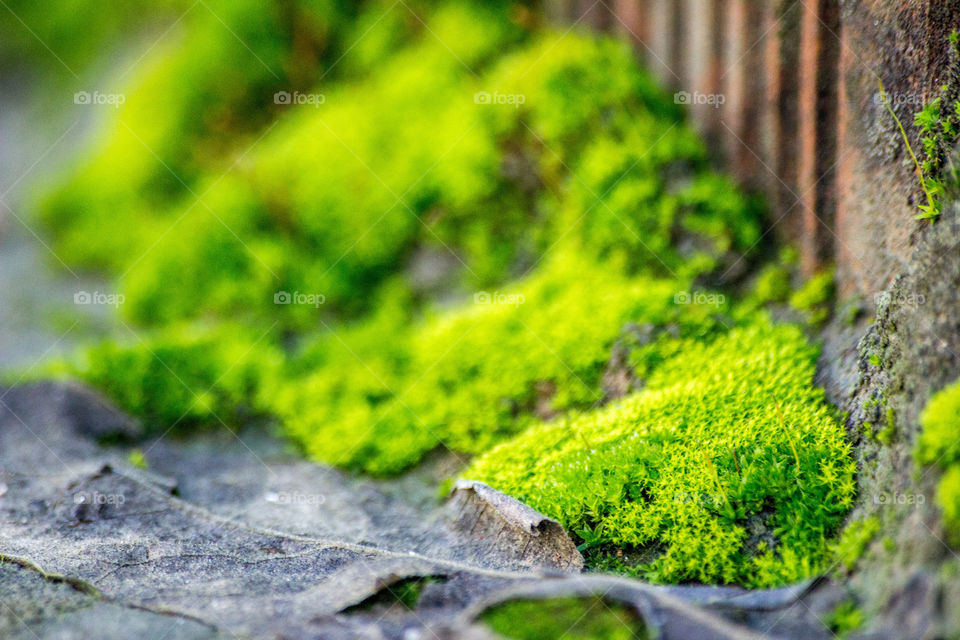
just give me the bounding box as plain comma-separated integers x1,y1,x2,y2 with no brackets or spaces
0,382,848,639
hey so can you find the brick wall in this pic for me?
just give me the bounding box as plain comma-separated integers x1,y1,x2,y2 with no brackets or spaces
551,0,960,299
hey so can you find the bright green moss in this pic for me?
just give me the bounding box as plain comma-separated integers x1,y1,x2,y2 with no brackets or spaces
41,325,282,434
480,596,648,640
831,517,880,573
938,467,960,546
750,264,792,306
40,9,759,332
464,316,855,587
916,378,960,467
789,268,835,325
826,600,865,639
267,254,727,474
916,378,960,544
127,450,148,469
38,0,369,268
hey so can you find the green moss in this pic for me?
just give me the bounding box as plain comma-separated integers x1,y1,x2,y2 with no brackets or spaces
481,596,648,640
127,450,148,469
826,600,865,639
343,575,444,613
789,269,835,326
831,517,880,573
918,380,960,545
37,0,373,269
464,316,855,588
750,263,792,306
40,12,758,332
267,255,726,474
916,378,960,467
911,30,960,221
40,325,282,435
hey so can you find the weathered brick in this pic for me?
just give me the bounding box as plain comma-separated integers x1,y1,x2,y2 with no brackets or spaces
797,0,840,277
836,0,960,297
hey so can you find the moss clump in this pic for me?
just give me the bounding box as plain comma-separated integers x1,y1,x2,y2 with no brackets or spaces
831,517,881,573
464,316,855,587
37,0,374,270
267,255,726,474
40,8,759,332
789,268,835,326
127,450,148,469
481,596,648,640
912,30,960,221
826,600,865,639
41,325,281,435
916,378,960,544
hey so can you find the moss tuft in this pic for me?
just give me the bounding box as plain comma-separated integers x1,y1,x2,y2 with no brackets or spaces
39,325,282,435
826,600,865,639
481,596,648,640
789,269,835,326
266,255,725,474
916,378,960,545
831,517,880,573
463,315,855,588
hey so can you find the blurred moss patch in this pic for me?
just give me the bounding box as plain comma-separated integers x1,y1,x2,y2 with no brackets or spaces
481,596,648,640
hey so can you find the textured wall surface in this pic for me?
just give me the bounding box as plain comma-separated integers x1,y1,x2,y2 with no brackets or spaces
550,0,960,300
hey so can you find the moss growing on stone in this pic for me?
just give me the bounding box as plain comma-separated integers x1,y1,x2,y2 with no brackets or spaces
789,268,835,326
267,255,726,474
916,378,960,544
912,29,960,221
831,517,881,574
39,7,760,332
826,600,865,639
463,316,855,588
41,325,282,434
481,596,648,640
